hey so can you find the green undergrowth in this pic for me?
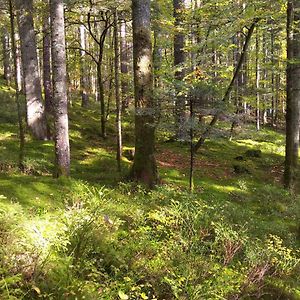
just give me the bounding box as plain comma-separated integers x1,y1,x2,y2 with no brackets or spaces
0,78,299,299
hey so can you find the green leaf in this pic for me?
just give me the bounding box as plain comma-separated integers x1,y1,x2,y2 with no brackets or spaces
118,290,129,300
141,292,148,299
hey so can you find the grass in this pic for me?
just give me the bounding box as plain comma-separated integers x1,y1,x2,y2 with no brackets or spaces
0,77,299,299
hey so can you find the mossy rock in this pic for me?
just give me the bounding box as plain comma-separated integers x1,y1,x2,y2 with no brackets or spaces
245,149,262,158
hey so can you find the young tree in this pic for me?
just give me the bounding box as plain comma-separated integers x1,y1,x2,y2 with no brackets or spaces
131,0,159,187
50,0,70,177
16,0,48,140
284,0,300,190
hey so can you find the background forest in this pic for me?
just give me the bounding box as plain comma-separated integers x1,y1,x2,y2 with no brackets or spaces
0,0,300,299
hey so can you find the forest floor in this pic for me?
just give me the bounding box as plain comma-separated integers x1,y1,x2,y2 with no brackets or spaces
0,78,299,299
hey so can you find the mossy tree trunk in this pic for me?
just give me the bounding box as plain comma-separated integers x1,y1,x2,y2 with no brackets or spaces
131,0,159,188
50,0,70,177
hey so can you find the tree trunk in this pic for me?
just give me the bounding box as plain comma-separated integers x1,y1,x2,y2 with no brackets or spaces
9,0,25,170
174,0,187,140
97,63,106,138
114,10,122,172
79,15,89,108
120,20,129,111
284,0,300,190
50,0,70,177
2,28,11,84
16,0,48,140
42,7,53,116
131,0,159,187
193,19,258,153
255,27,260,131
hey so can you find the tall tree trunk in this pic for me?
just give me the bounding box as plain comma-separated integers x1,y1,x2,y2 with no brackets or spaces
9,0,25,170
173,0,187,140
50,0,70,177
2,28,11,84
114,10,122,172
131,0,159,187
42,7,53,116
120,20,129,111
255,27,260,131
14,31,22,92
79,15,89,108
16,0,48,140
284,0,300,190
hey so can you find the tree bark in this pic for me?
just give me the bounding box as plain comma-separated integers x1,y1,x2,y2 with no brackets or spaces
255,27,260,131
2,28,11,84
114,10,122,172
284,0,300,190
42,7,53,116
16,0,48,140
120,20,129,111
50,0,70,177
79,15,89,108
131,0,159,187
173,0,187,140
9,0,25,170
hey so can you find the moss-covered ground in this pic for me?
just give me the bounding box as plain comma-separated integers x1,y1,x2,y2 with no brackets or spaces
0,78,299,299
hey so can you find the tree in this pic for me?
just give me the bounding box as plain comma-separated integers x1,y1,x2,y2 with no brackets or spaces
8,0,25,170
173,0,186,140
284,0,300,190
50,0,70,177
16,0,48,140
42,2,53,117
79,14,89,108
1,27,11,84
114,9,122,172
131,0,159,187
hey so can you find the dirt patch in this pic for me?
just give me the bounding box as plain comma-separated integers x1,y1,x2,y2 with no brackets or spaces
156,148,233,179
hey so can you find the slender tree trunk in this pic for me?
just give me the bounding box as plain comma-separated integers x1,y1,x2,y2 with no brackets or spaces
42,7,53,116
193,19,258,153
131,0,159,187
50,0,70,177
174,0,187,140
97,63,106,138
79,15,89,108
2,28,11,84
120,20,129,111
114,10,122,172
284,0,300,190
255,27,260,131
9,0,25,171
14,31,22,92
16,0,48,140
271,26,276,126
